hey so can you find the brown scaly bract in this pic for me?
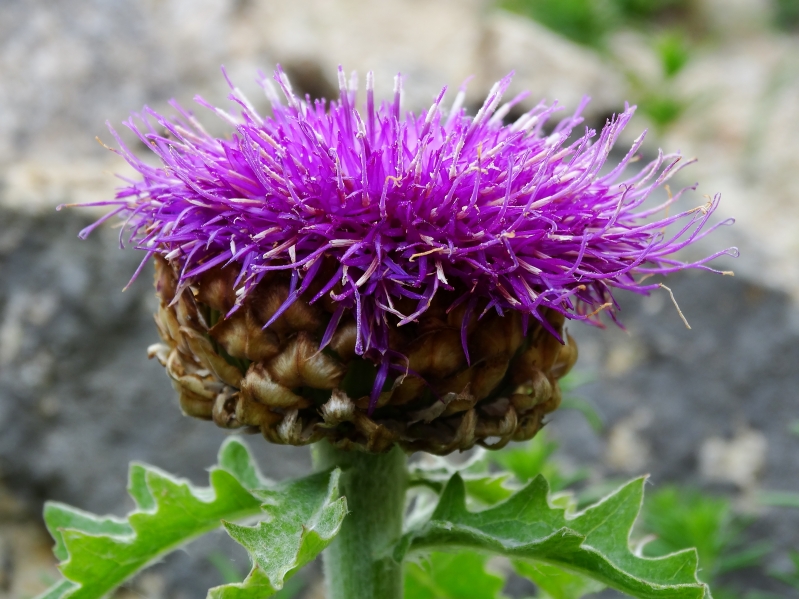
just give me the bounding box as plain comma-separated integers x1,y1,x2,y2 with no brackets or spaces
150,257,576,454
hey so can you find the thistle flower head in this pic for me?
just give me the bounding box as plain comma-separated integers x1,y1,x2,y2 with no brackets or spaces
81,66,734,413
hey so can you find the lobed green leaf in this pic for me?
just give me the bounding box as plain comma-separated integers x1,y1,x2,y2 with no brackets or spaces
35,438,344,599
210,470,347,598
397,474,712,599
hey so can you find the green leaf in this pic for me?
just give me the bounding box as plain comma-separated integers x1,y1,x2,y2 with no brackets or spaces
35,438,343,599
218,437,272,490
404,551,506,599
489,432,588,492
464,475,516,507
409,448,515,507
638,94,686,130
397,474,711,599
210,470,347,598
43,504,132,563
655,31,691,78
498,0,613,48
35,579,79,599
513,560,605,599
492,433,558,483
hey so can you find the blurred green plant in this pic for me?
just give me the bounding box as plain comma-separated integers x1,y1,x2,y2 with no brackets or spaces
773,0,799,31
614,0,689,23
208,553,307,599
655,31,691,78
626,29,692,130
497,0,613,47
497,0,691,48
514,561,605,599
640,487,770,582
633,89,686,130
488,430,588,492
558,372,604,434
497,0,696,131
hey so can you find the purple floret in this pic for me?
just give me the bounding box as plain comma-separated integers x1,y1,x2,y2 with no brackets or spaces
77,66,735,407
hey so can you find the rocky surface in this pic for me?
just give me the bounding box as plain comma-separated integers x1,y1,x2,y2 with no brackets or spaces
1,0,798,597
0,207,314,598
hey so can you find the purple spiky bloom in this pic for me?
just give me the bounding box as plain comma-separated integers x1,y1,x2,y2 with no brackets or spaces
78,66,735,408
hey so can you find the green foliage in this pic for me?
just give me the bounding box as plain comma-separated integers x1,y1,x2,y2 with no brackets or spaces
497,0,691,48
211,470,347,598
514,560,605,598
637,94,686,130
404,551,507,599
613,0,689,22
655,32,691,78
37,415,751,599
409,447,515,509
773,0,799,31
397,473,711,598
493,432,559,484
496,0,697,131
35,438,345,599
409,429,588,515
490,431,589,492
640,486,770,584
410,381,777,599
497,0,613,47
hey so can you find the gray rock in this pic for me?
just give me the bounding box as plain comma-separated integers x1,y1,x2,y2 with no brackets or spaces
0,206,312,597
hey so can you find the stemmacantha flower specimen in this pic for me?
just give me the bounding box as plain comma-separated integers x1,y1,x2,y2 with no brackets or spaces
80,67,733,454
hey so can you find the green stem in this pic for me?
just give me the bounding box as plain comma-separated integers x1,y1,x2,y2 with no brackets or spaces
312,441,408,599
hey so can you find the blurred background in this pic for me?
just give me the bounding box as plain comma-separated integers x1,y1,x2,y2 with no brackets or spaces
1,0,798,597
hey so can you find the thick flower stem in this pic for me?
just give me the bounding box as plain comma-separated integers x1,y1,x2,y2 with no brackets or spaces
312,441,408,599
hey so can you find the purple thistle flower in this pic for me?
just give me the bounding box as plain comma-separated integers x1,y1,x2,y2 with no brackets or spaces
77,66,735,410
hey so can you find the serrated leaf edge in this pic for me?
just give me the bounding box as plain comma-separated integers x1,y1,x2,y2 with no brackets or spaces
35,438,268,599
398,473,713,599
208,468,347,598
